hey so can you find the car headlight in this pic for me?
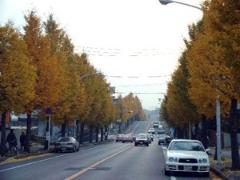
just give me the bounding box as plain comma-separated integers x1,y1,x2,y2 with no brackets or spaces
199,158,208,163
168,157,178,162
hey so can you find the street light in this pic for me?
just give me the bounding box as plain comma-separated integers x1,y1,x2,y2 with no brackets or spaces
159,0,201,10
159,0,222,169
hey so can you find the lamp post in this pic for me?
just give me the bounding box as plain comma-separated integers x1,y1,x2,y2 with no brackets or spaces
159,0,222,168
159,0,201,10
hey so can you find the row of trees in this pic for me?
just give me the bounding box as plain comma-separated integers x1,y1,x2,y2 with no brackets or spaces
114,93,146,132
161,0,240,169
0,11,145,154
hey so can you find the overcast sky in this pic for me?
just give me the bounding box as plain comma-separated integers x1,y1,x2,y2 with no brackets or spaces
0,0,203,110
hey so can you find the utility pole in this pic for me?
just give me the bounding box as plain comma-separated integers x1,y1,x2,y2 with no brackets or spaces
216,98,222,169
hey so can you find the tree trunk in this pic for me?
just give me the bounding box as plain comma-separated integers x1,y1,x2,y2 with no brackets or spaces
188,121,192,139
100,128,104,142
76,120,80,142
26,113,32,153
118,122,121,134
44,119,50,150
89,126,93,143
194,123,199,140
104,127,108,141
229,98,240,169
95,127,99,143
0,112,7,156
201,115,209,149
61,119,67,137
79,123,85,144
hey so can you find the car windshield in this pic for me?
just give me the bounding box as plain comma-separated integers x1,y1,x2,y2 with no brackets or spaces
168,141,205,151
58,137,71,142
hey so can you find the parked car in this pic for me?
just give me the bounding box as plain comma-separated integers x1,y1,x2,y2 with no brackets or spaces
134,133,149,147
121,134,134,143
116,134,124,142
164,139,210,176
54,137,80,152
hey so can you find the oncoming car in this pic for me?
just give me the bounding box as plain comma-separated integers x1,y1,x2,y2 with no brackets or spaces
164,139,210,176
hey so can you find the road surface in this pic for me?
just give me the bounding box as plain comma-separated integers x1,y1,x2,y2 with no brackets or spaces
0,120,212,180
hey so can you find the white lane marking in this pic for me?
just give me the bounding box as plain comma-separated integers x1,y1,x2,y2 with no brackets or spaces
0,154,65,173
65,145,132,180
80,146,98,151
170,176,177,180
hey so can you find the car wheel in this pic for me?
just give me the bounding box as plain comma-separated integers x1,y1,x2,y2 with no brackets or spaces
164,169,170,176
146,143,149,147
134,143,138,146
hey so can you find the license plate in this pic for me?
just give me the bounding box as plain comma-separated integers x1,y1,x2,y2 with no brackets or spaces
184,166,192,171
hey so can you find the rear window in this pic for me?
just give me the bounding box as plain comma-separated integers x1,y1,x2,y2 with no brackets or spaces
58,137,71,142
137,134,147,138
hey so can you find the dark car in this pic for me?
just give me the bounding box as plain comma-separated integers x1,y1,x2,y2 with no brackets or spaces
55,137,80,152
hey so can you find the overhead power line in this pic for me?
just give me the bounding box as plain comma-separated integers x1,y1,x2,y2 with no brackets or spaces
104,74,171,78
115,92,166,95
75,45,177,57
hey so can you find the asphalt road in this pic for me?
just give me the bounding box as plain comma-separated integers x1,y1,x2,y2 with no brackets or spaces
0,120,212,180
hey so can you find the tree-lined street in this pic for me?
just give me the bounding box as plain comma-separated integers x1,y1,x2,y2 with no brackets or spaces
0,120,213,180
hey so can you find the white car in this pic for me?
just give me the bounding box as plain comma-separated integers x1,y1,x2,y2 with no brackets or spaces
134,133,149,146
164,139,210,176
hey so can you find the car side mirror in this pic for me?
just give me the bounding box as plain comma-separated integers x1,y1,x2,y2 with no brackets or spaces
206,148,211,155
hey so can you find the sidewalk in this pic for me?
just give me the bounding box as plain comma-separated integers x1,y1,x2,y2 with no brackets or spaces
209,147,240,180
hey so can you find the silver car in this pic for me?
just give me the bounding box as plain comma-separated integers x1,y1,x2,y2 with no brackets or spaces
55,137,80,152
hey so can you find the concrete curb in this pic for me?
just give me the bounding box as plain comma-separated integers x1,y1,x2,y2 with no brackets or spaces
210,166,229,180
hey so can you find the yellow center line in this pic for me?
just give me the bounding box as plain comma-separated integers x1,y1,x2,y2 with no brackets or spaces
65,145,132,180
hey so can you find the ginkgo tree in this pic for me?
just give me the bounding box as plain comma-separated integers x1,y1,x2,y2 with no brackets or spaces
23,11,64,152
0,23,36,154
186,0,240,169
